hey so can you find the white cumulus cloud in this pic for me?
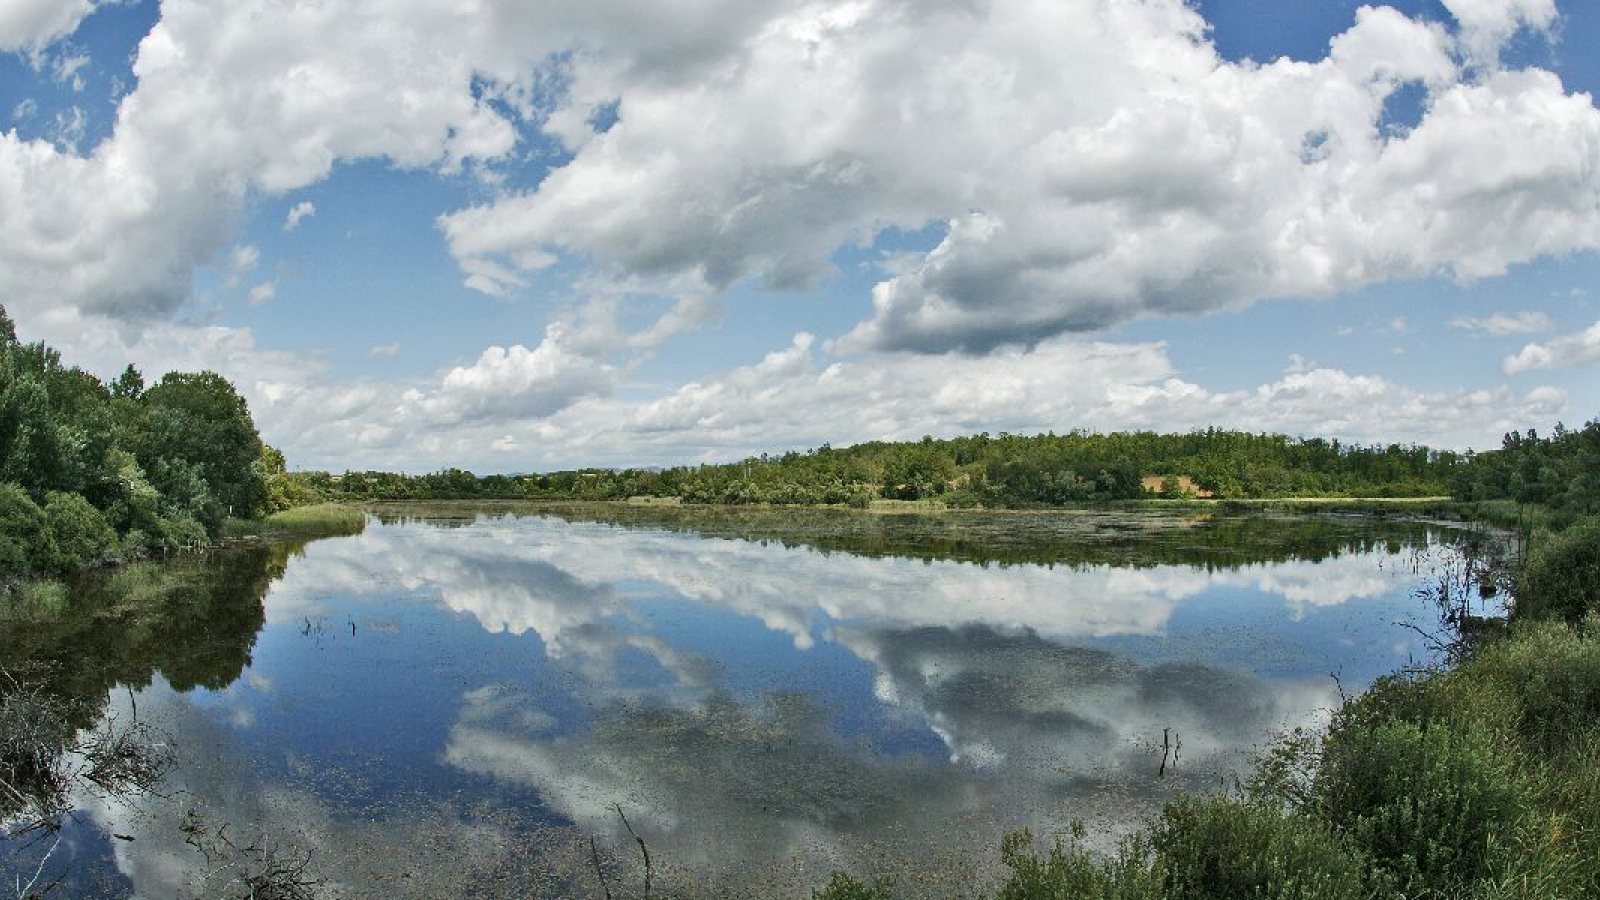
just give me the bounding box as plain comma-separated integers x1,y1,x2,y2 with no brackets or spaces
441,0,1600,353
0,0,98,52
1503,319,1600,374
400,328,617,428
3,0,1594,357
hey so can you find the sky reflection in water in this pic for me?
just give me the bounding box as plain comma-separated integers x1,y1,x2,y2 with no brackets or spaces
10,509,1469,896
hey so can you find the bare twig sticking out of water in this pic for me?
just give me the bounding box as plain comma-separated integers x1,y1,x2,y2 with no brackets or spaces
588,836,613,900
613,804,653,900
1158,728,1181,779
12,830,64,899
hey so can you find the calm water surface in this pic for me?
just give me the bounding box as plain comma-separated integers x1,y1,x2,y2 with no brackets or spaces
2,506,1484,897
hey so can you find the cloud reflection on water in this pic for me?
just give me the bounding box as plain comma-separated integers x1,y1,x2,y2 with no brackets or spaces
66,510,1436,896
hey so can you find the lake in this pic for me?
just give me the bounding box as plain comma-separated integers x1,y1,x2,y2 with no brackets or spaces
1,505,1489,897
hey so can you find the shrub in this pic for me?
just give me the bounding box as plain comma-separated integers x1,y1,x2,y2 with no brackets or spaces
1151,797,1376,900
1315,718,1532,892
43,490,118,570
996,827,1160,900
154,513,209,551
0,483,57,576
1515,517,1600,624
814,872,896,900
1459,621,1600,757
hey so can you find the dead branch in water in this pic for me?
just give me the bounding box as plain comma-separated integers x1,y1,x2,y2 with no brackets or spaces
588,836,614,900
613,804,653,900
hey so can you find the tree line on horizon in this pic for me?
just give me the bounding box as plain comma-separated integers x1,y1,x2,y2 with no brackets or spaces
289,417,1599,517
2,295,1595,584
296,429,1471,507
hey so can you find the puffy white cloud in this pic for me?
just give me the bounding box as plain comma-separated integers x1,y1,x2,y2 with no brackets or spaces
1451,310,1554,335
520,334,1566,465
0,0,97,52
5,0,1593,358
247,282,276,306
21,299,1565,473
400,329,616,427
1503,319,1600,373
0,0,525,323
443,0,1600,353
1441,0,1558,65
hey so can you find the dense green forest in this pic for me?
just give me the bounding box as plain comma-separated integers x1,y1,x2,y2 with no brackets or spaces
292,429,1466,507
1451,419,1600,523
0,306,274,581
295,416,1600,519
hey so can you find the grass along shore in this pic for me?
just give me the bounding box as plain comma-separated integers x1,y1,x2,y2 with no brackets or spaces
221,503,368,540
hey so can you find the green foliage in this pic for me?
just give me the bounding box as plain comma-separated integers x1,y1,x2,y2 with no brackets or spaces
1456,620,1600,758
1452,420,1600,524
995,827,1161,899
0,302,281,580
1314,717,1532,892
1152,797,1377,900
302,429,1465,508
136,370,269,530
813,872,897,899
0,580,68,621
993,804,1374,900
224,503,367,539
1514,516,1600,624
0,482,57,576
42,491,118,570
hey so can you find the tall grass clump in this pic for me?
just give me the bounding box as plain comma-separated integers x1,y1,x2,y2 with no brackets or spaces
224,502,367,539
1455,619,1600,757
991,801,1376,900
994,825,1160,899
0,580,69,621
813,872,897,899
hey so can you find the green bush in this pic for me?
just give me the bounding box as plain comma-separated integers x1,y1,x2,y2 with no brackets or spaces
1315,718,1532,892
156,513,210,550
1151,797,1376,900
0,483,57,576
996,827,1160,900
1515,517,1600,624
1458,622,1600,757
43,490,117,570
813,872,897,899
1329,666,1521,750
1544,722,1600,896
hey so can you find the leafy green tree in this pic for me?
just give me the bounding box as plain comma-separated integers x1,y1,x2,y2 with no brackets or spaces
111,364,144,401
136,371,268,531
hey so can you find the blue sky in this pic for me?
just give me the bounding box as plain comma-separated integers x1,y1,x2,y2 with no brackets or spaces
1,0,1597,472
